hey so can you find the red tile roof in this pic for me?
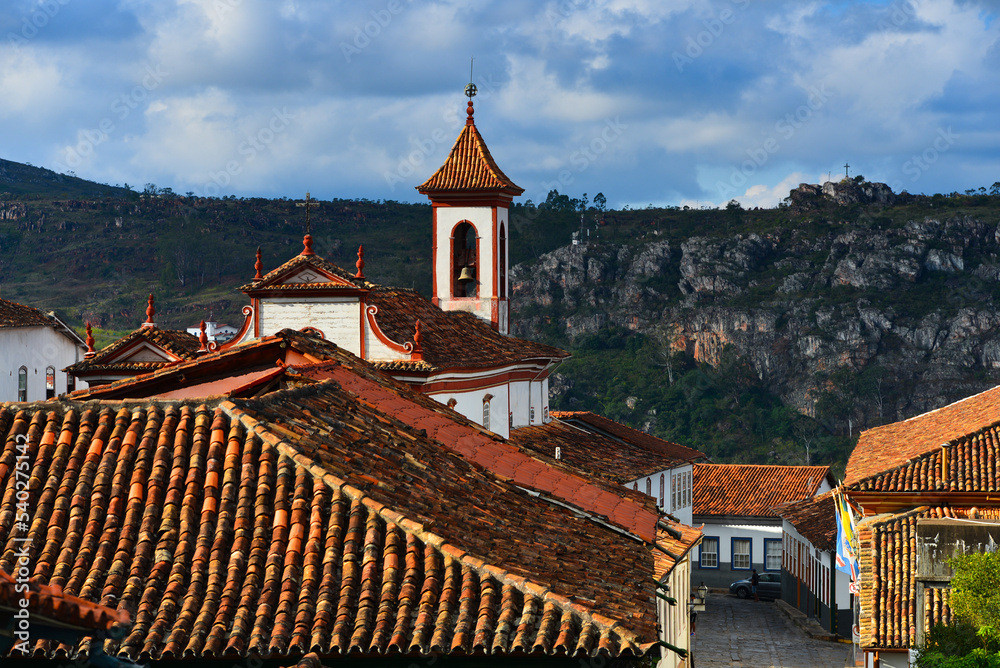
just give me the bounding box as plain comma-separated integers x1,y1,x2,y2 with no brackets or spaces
0,367,664,661
552,411,707,462
850,420,1000,493
0,297,54,328
0,568,128,636
510,416,701,485
416,120,523,195
774,492,836,552
65,326,201,375
367,288,568,371
693,464,831,517
855,505,1000,649
846,384,1000,485
652,521,703,582
300,361,660,542
64,329,340,401
240,251,373,293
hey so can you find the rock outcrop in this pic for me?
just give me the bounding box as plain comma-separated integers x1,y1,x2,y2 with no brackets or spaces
511,211,1000,425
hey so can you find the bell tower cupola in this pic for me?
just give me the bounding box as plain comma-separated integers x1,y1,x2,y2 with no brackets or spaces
416,81,523,334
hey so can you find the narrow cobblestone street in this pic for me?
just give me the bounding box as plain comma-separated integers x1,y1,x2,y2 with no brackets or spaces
693,594,852,668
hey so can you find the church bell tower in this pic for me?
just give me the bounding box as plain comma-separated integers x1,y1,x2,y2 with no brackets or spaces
416,81,523,334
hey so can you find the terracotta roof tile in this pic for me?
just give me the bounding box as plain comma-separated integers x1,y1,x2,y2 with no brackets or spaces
0,380,662,661
855,505,1000,650
416,121,523,195
850,420,1000,493
240,252,373,293
846,384,1000,484
652,521,703,582
0,297,54,328
65,327,201,375
693,464,831,517
774,492,836,552
0,568,129,635
65,329,344,401
512,413,704,484
367,288,568,370
322,363,660,541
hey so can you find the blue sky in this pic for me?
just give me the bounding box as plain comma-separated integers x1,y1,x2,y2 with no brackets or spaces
2,0,999,209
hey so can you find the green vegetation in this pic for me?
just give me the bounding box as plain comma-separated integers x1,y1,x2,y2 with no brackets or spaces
918,552,1000,667
551,328,855,474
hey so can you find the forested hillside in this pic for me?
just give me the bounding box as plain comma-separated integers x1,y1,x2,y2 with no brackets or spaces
512,180,1000,474
6,158,1000,475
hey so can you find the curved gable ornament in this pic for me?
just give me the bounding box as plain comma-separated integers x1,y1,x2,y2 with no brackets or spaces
364,304,416,357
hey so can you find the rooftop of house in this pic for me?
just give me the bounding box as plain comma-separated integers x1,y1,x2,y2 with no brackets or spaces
0,568,128,638
65,325,201,376
845,384,1000,485
848,418,1000,495
510,411,706,485
0,297,85,348
0,296,54,328
856,505,1000,651
774,492,837,552
1,332,668,662
693,463,832,518
366,287,568,371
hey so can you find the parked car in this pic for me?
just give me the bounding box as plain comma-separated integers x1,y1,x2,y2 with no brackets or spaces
729,572,781,599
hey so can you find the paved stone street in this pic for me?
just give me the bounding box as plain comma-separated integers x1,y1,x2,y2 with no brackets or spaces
693,594,852,668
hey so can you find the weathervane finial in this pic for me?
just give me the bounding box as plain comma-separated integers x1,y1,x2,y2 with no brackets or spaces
465,57,477,124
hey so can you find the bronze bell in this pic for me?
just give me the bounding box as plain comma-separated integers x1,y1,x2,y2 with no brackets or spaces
457,266,476,283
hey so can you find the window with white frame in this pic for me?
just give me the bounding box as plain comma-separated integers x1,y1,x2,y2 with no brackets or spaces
645,477,651,497
659,474,665,508
700,537,718,568
764,538,782,571
17,367,27,402
482,400,490,432
732,538,751,570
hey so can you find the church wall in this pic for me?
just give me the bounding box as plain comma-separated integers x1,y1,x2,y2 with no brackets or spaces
258,297,362,356
363,327,411,362
434,206,509,330
429,385,510,439
509,377,549,429
1,326,87,401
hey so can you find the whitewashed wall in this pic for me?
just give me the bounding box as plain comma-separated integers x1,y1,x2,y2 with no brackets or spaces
508,379,548,428
783,520,852,612
259,298,362,356
1,326,88,401
628,464,694,523
656,552,692,668
429,385,511,439
696,522,782,565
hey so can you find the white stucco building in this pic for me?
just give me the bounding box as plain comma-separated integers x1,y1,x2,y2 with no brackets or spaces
691,464,834,590
0,298,88,401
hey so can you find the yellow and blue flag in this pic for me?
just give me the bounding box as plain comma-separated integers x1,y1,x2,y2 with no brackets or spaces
834,490,860,590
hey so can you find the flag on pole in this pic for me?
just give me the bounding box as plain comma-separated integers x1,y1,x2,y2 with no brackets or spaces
834,489,860,591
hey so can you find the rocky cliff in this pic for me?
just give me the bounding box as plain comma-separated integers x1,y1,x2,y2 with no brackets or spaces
511,186,1000,432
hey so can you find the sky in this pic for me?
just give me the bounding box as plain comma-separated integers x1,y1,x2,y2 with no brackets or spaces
2,0,1000,210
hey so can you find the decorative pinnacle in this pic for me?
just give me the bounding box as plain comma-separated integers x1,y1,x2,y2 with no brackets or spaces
302,234,315,256
355,245,365,279
254,247,263,280
198,320,208,352
412,319,424,361
465,66,477,125
85,322,95,357
142,294,155,328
